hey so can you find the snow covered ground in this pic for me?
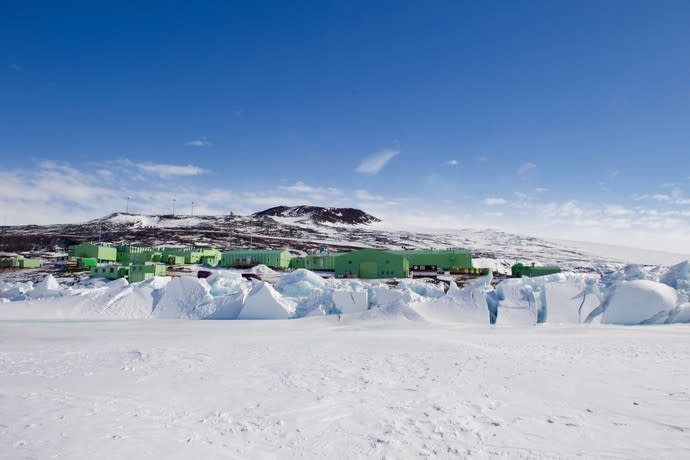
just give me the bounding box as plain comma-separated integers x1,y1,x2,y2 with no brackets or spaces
1,319,689,459
3,260,690,458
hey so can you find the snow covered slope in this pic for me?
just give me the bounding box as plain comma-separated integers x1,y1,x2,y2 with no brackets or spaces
0,207,648,272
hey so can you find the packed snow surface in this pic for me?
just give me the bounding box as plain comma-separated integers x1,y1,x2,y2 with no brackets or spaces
1,320,689,459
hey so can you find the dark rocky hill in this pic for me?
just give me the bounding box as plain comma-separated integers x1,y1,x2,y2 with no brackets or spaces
0,207,615,273
252,206,380,225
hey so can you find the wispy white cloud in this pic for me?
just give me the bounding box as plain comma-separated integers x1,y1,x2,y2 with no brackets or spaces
535,187,548,193
542,200,585,218
5,157,690,253
443,160,459,167
517,162,537,177
604,205,633,217
136,162,207,178
477,156,489,162
355,149,399,175
482,197,507,206
185,138,211,147
278,181,341,195
634,193,671,202
354,189,383,201
8,63,20,71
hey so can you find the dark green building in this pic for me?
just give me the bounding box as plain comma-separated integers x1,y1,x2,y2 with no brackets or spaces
511,262,561,278
334,249,409,279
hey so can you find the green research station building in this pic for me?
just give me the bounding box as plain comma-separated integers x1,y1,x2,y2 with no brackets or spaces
1,256,42,269
90,263,166,282
394,248,472,270
334,248,409,279
511,263,561,278
221,250,292,269
68,243,117,262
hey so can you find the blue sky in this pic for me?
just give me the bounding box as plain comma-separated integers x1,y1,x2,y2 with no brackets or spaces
2,1,690,252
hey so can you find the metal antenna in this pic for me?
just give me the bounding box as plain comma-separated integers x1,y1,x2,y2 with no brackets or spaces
191,201,196,216
172,198,176,216
126,196,131,214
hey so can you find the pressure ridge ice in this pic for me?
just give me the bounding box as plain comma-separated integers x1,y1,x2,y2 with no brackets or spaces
2,261,690,325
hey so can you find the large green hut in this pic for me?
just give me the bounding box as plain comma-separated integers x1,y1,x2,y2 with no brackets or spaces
334,249,409,279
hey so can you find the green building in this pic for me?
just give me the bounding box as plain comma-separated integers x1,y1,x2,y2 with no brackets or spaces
511,263,561,278
161,247,221,266
221,249,292,269
303,254,337,271
116,245,157,265
1,256,42,269
395,248,472,270
164,254,185,265
77,257,98,268
334,248,409,279
90,265,131,280
289,257,306,269
128,263,167,283
90,263,166,281
69,243,117,262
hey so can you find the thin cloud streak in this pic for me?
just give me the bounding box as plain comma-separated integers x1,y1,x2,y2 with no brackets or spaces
356,149,399,175
482,197,507,206
136,162,207,178
517,162,536,177
185,139,211,147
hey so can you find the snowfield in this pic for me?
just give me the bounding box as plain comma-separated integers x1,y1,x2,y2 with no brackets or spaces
1,320,689,459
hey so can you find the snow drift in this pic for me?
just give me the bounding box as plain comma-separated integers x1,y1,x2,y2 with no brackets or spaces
2,261,690,325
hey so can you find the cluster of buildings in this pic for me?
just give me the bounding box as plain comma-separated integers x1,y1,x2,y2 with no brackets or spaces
2,243,561,281
65,243,478,281
1,243,561,282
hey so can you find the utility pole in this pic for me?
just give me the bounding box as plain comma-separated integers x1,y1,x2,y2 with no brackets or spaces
126,196,131,214
191,201,196,217
172,198,176,216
